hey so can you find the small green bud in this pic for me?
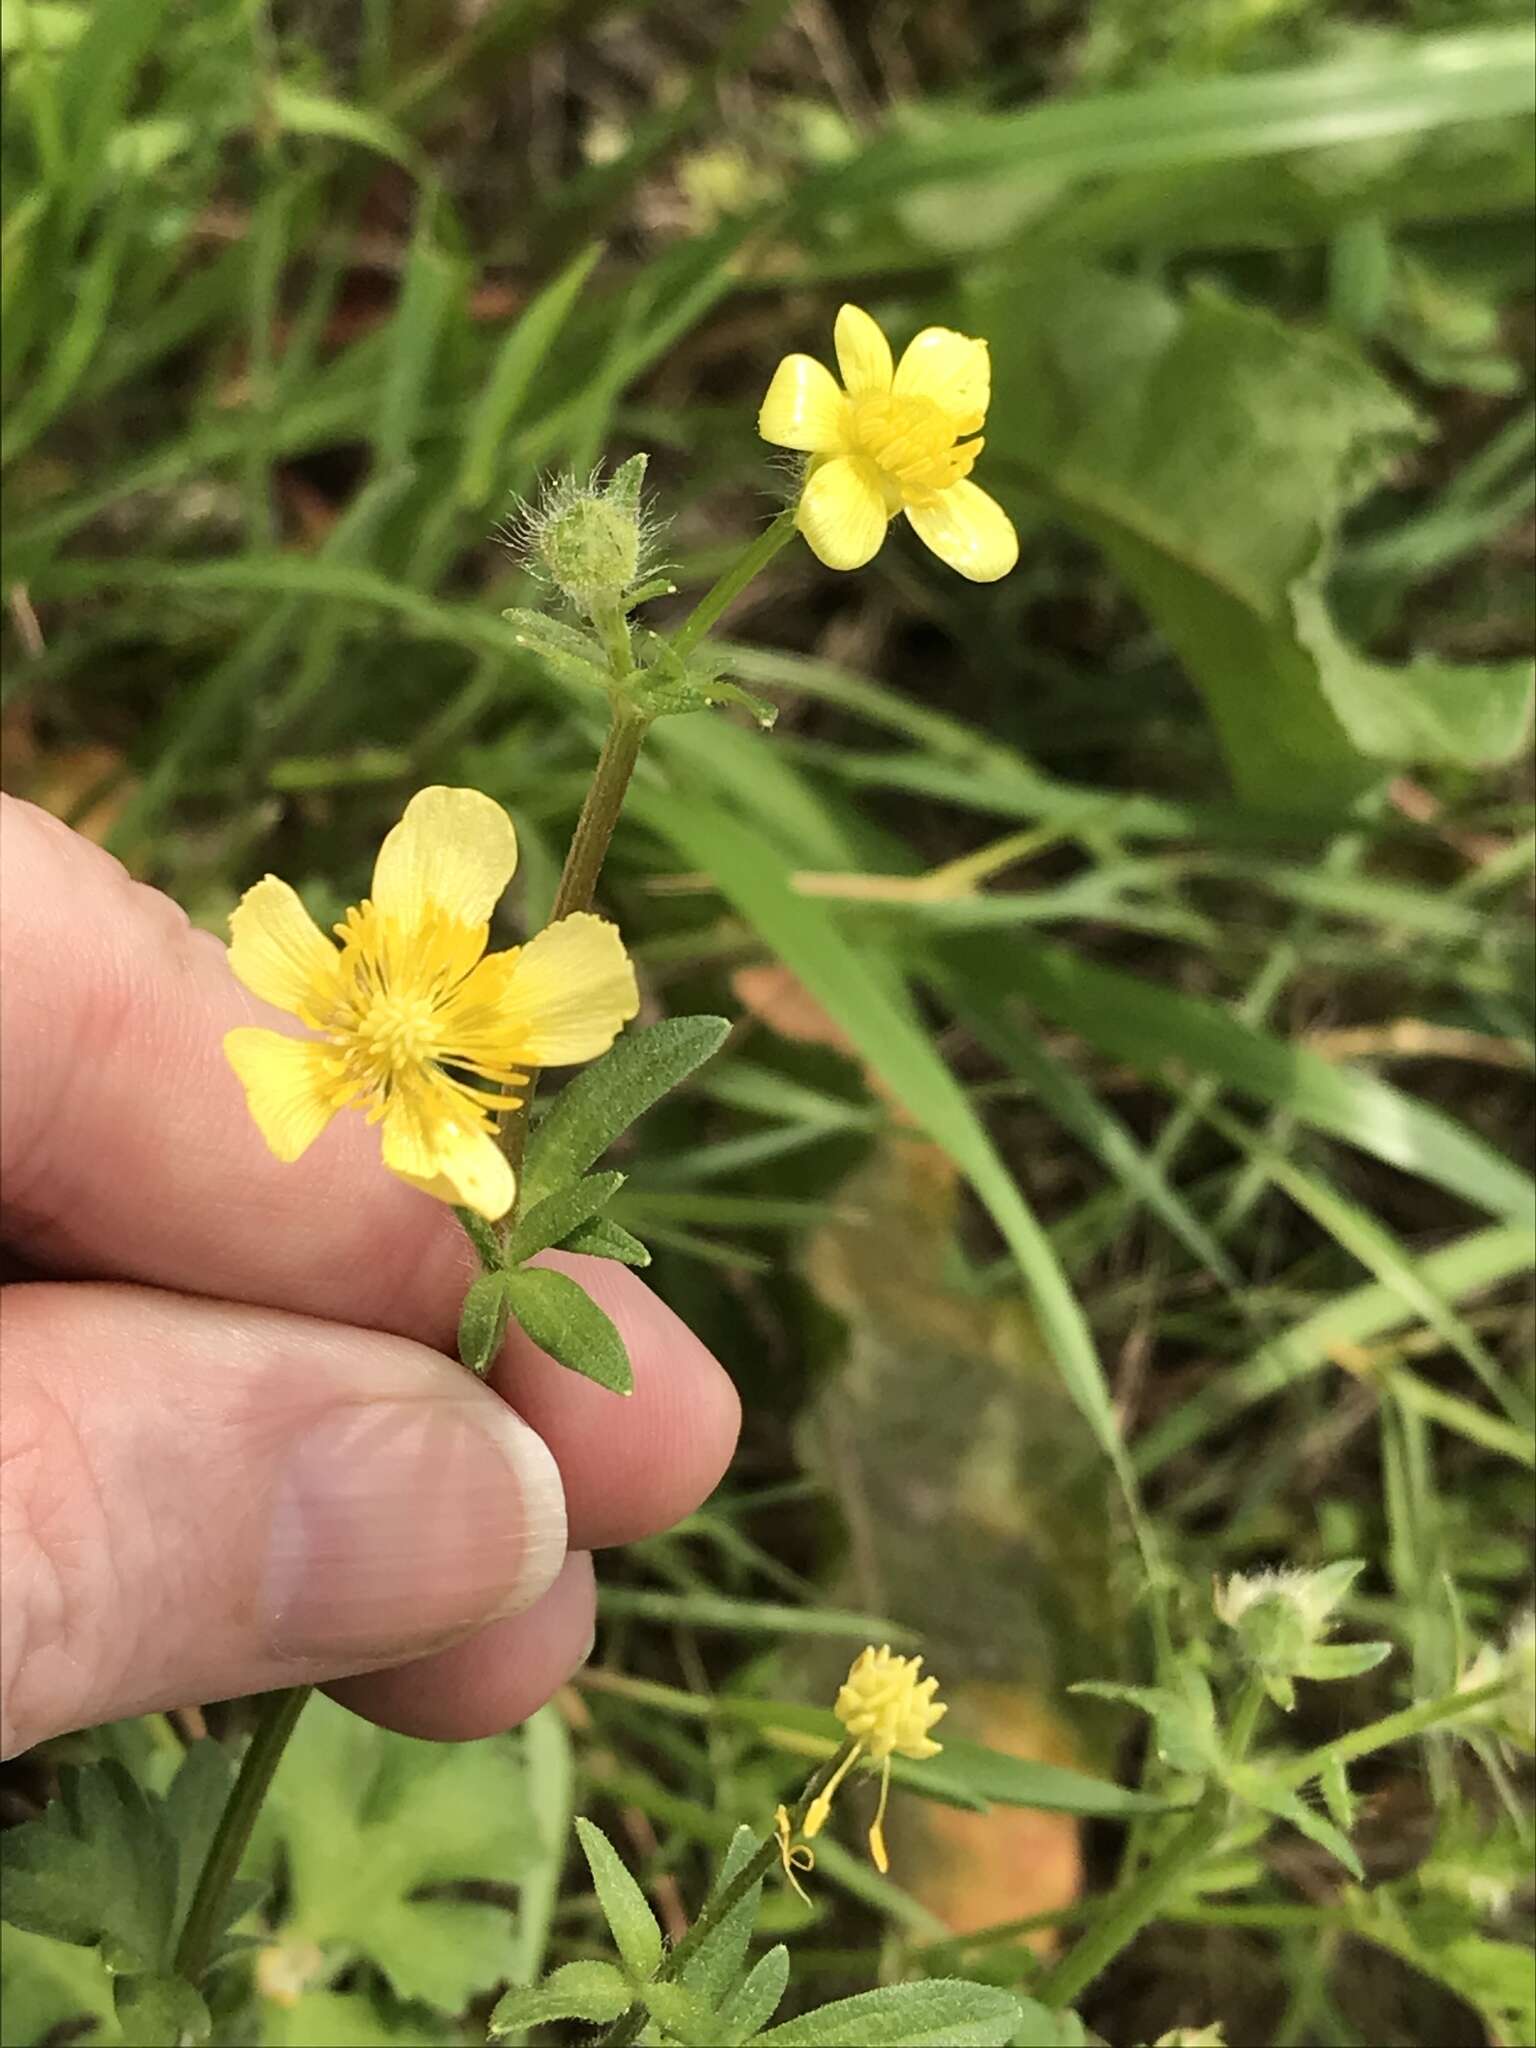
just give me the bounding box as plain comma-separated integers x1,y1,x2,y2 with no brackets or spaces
514,458,657,623
1214,1561,1376,1710
1460,1611,1535,1753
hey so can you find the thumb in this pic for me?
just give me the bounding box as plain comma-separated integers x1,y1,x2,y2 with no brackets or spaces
0,1281,567,1756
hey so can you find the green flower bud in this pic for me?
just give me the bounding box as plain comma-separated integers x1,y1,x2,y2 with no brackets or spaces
515,457,655,623
1214,1561,1384,1710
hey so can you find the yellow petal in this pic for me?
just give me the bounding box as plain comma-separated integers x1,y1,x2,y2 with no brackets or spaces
227,877,341,1022
834,304,893,396
905,480,1018,583
893,327,990,433
381,1101,516,1220
796,456,889,573
224,1028,340,1162
758,353,845,452
497,913,638,1067
371,787,518,932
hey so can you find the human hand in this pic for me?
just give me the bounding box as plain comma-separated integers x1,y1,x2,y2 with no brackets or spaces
0,797,740,1756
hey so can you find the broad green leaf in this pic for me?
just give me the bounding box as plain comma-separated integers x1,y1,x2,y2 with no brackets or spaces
457,1269,512,1376
506,1171,626,1265
0,1925,121,2048
264,1989,454,2046
720,1944,789,2043
0,1762,175,1971
490,1961,633,2036
259,1695,538,2013
755,1980,1024,2047
976,265,1534,806
523,1017,731,1207
503,1265,634,1393
112,1972,209,2048
575,1819,663,1981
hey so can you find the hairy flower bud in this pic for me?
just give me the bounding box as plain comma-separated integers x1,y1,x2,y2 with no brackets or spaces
515,457,654,622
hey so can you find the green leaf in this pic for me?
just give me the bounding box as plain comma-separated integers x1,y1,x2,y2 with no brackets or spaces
720,1944,789,2043
490,1961,633,2036
506,1171,626,1265
269,82,423,174
504,1703,574,1992
562,1214,652,1267
575,1819,663,1981
259,1695,540,2013
1292,1642,1394,1682
457,1270,513,1376
112,1972,209,2048
1234,1772,1363,1880
503,1265,634,1393
0,1762,176,1971
1319,1756,1355,1836
500,609,613,696
263,1989,455,2046
1072,1673,1220,1779
754,1980,1024,2047
524,1017,731,1207
977,264,1534,806
644,1979,729,2046
0,1924,121,2047
1009,2001,1098,2048
459,242,603,506
679,1826,762,2011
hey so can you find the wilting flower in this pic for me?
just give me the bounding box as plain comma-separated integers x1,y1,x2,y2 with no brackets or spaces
224,787,637,1220
802,1644,947,1874
758,303,1018,583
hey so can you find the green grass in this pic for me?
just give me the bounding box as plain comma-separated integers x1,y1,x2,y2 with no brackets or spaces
2,1,1533,2044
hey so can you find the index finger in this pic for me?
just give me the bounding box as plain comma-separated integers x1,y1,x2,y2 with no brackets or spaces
0,798,739,1543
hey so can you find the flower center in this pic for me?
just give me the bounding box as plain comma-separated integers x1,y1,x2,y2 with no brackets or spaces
349,990,441,1084
846,392,979,501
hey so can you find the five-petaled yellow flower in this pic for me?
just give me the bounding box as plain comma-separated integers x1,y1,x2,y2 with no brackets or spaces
223,786,638,1222
758,303,1018,583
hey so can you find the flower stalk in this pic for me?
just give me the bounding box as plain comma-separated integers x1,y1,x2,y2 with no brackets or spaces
173,1686,312,1987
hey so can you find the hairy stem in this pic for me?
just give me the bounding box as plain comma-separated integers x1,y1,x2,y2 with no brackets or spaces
1034,1786,1229,2011
596,1743,857,2047
174,1686,311,1985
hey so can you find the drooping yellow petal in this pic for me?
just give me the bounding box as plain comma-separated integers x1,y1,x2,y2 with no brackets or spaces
834,304,893,396
796,455,889,573
893,327,990,434
224,1028,342,1161
227,877,342,1022
371,787,519,933
380,1094,516,1220
757,353,846,453
905,480,1018,584
495,913,639,1067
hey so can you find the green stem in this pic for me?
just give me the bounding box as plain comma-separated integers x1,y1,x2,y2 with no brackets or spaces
550,703,650,922
596,1744,856,2048
1034,1786,1229,2011
1276,1678,1508,1791
670,507,798,660
174,1686,310,1986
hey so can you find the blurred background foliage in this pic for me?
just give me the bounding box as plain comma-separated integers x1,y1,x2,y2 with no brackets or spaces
1,0,1532,2042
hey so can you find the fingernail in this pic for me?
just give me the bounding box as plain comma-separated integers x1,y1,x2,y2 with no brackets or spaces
265,1394,566,1659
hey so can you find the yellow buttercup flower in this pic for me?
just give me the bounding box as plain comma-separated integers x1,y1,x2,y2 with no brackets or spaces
801,1644,946,1875
223,786,638,1221
758,303,1018,583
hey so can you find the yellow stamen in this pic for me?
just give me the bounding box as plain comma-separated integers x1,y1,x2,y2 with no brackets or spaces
802,1742,863,1841
867,1756,893,1875
774,1805,816,1907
